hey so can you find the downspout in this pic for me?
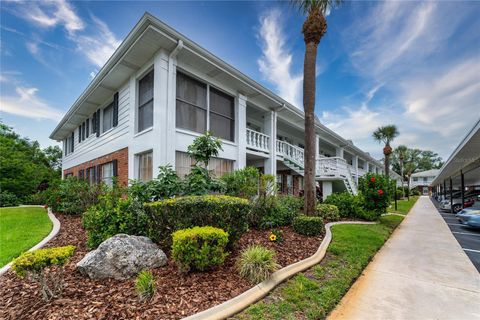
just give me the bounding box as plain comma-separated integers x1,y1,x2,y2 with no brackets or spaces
165,40,183,161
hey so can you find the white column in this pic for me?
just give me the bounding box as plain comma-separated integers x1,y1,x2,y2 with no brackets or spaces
264,110,277,175
315,135,320,159
366,162,370,173
336,147,344,159
164,50,177,167
236,94,247,169
322,181,333,201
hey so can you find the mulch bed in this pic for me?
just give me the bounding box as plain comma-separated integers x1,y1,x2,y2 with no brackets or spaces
0,214,323,320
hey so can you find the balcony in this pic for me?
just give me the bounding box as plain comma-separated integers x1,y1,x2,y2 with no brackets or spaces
246,128,270,153
276,140,304,168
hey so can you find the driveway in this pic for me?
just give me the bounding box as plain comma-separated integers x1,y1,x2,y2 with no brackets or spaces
328,196,480,320
433,201,480,271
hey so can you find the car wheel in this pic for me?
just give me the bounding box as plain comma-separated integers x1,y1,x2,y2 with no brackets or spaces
453,204,462,213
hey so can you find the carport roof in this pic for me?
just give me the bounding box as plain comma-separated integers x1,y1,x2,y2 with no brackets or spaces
432,118,480,185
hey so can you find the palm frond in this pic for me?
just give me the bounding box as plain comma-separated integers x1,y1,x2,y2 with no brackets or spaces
290,0,343,15
372,125,399,145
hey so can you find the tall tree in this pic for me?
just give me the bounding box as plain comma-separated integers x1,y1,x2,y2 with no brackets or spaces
394,145,408,198
292,0,343,215
403,148,422,201
373,125,399,178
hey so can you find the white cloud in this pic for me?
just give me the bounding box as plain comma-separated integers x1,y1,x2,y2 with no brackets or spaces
257,9,303,108
75,16,121,68
20,0,84,34
0,86,63,121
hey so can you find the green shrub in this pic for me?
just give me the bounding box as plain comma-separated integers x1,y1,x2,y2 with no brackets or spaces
145,195,250,248
324,192,365,219
12,246,76,301
221,166,260,199
82,196,150,248
236,245,279,284
356,210,381,221
250,195,303,229
128,165,182,203
44,177,105,214
358,173,391,214
0,191,19,207
316,204,340,222
182,166,215,195
172,226,229,272
135,270,156,302
292,215,324,236
410,189,421,196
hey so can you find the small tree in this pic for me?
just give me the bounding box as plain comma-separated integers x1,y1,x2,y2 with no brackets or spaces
358,173,390,215
187,131,223,168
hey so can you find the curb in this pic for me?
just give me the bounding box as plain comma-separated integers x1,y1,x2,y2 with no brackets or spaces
0,206,61,276
183,221,375,320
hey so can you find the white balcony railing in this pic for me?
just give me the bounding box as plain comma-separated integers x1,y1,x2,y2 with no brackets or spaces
276,140,305,168
246,128,270,153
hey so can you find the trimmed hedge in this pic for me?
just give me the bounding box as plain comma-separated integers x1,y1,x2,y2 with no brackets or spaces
292,215,324,236
249,195,303,229
324,192,365,219
12,245,76,277
172,226,229,272
145,195,250,248
316,204,340,222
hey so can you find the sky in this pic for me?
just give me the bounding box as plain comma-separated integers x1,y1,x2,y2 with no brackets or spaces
1,0,479,160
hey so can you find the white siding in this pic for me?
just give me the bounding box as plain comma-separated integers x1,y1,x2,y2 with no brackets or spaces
62,81,130,170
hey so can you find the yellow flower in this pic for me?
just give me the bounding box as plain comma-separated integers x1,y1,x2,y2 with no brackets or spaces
269,234,277,242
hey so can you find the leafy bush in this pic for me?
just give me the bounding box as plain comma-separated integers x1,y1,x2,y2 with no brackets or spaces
316,204,340,222
135,270,156,302
145,195,250,248
82,196,150,248
171,226,229,272
182,166,216,195
324,192,365,219
410,189,421,196
12,246,75,301
187,131,223,167
249,195,303,229
236,245,279,284
221,166,260,199
128,165,182,203
358,173,391,214
44,177,105,215
292,215,324,236
0,191,19,207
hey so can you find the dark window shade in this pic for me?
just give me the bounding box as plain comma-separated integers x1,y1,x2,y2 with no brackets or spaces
96,111,100,137
113,92,119,127
86,119,89,138
95,165,102,184
176,72,207,133
138,70,154,132
92,113,97,134
78,127,81,143
210,113,234,141
112,159,118,177
79,169,84,179
176,100,206,133
82,123,85,141
209,88,235,141
71,132,74,152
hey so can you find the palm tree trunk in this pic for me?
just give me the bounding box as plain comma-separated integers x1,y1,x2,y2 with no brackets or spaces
384,153,390,178
304,41,318,215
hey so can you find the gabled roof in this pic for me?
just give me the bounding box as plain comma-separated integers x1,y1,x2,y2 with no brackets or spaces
411,169,440,177
50,12,382,167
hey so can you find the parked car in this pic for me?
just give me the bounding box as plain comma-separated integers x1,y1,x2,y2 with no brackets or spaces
440,197,475,213
456,208,480,229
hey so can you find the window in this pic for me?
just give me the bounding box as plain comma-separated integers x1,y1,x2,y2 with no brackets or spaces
176,72,207,133
138,70,154,132
413,177,418,182
103,103,114,133
101,162,114,186
138,152,153,182
86,167,96,185
65,135,73,155
209,87,235,141
175,151,233,178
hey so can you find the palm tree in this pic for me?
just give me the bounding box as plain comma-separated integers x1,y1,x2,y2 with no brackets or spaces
292,0,343,215
372,125,399,178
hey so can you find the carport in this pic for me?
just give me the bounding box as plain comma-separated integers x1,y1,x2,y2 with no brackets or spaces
432,118,480,212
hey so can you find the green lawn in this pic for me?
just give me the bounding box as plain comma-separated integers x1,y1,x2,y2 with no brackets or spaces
0,206,52,267
389,196,419,215
235,215,404,320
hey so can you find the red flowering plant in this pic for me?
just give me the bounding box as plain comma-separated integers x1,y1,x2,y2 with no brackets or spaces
358,173,391,217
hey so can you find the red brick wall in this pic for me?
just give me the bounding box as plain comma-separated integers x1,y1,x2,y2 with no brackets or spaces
63,147,128,186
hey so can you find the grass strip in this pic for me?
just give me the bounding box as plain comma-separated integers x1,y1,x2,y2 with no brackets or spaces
235,215,404,320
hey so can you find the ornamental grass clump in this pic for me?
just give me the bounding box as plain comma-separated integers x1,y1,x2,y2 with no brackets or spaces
11,245,76,301
172,226,229,272
237,245,280,284
135,270,156,302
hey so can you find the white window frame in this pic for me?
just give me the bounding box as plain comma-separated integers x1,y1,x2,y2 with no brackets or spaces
137,68,154,134
137,151,153,182
101,162,114,186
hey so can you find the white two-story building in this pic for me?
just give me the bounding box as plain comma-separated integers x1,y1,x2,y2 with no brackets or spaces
50,13,384,200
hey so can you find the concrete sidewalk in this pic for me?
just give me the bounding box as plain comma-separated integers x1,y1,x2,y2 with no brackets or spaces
328,196,480,320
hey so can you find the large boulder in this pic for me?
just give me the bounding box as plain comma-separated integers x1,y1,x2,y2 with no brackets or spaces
76,234,167,280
